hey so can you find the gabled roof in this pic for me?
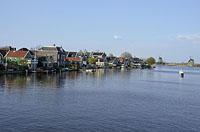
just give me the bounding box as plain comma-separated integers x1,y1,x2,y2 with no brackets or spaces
6,51,29,58
38,46,65,53
39,46,58,51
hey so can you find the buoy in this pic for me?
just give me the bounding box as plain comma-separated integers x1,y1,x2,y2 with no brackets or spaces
179,70,184,78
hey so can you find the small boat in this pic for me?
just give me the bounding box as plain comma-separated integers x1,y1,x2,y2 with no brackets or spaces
86,69,96,73
179,70,184,78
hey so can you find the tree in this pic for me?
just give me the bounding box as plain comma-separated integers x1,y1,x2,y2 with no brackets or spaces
120,52,133,59
77,50,84,57
88,57,97,64
146,57,156,65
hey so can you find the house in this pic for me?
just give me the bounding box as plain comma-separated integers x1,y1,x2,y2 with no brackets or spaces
0,46,16,52
90,52,106,59
107,57,120,67
118,57,131,68
18,48,38,71
131,57,144,67
5,50,32,62
0,46,16,65
65,57,82,69
4,50,35,70
65,51,81,64
96,58,108,68
90,52,107,68
36,45,65,68
188,58,194,67
0,50,7,65
132,57,143,63
131,57,144,65
157,57,164,64
65,51,82,69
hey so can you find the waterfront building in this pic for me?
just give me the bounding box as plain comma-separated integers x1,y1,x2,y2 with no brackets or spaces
0,46,16,52
4,50,36,70
90,52,106,59
36,45,65,68
90,52,107,68
132,57,143,63
96,58,107,68
188,58,194,67
65,51,82,70
0,50,7,65
157,57,164,64
130,57,144,68
65,57,82,70
0,46,16,66
5,50,32,62
107,56,119,67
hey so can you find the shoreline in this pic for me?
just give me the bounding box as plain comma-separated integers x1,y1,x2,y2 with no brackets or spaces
1,64,200,76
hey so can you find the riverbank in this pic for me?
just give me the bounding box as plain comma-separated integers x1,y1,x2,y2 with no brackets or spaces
165,63,200,67
0,65,154,75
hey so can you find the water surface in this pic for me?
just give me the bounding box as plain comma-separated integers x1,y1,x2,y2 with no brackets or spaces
0,67,200,132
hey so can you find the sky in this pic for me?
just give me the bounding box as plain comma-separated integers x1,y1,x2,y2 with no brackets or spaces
0,0,200,63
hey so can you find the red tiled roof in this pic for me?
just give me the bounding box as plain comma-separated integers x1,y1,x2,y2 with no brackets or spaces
6,51,28,58
65,57,81,62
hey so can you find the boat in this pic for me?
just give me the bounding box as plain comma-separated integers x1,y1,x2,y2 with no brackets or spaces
179,70,184,78
86,69,96,73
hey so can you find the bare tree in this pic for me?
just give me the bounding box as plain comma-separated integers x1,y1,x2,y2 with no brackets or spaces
120,52,133,59
108,53,114,58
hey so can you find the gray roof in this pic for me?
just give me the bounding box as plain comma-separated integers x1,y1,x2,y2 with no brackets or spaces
0,50,7,57
92,52,106,56
39,46,58,51
39,46,65,53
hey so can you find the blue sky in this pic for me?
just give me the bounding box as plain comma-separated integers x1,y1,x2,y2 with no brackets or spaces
0,0,200,62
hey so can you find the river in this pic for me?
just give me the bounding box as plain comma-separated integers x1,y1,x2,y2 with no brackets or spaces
0,66,200,132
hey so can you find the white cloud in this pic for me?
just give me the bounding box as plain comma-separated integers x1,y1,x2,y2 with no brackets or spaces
113,35,122,40
176,33,200,44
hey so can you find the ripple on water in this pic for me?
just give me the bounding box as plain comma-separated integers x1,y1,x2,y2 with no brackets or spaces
0,68,200,131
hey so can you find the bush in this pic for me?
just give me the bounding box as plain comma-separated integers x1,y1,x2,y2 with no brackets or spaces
146,57,156,65
88,57,97,64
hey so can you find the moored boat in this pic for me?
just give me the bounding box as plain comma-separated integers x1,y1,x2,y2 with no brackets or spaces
86,69,96,73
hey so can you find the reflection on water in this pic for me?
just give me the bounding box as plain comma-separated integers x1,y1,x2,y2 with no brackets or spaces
0,72,82,90
0,69,133,90
0,67,200,132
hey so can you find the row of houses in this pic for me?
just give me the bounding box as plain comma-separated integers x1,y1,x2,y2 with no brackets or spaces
0,45,144,72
